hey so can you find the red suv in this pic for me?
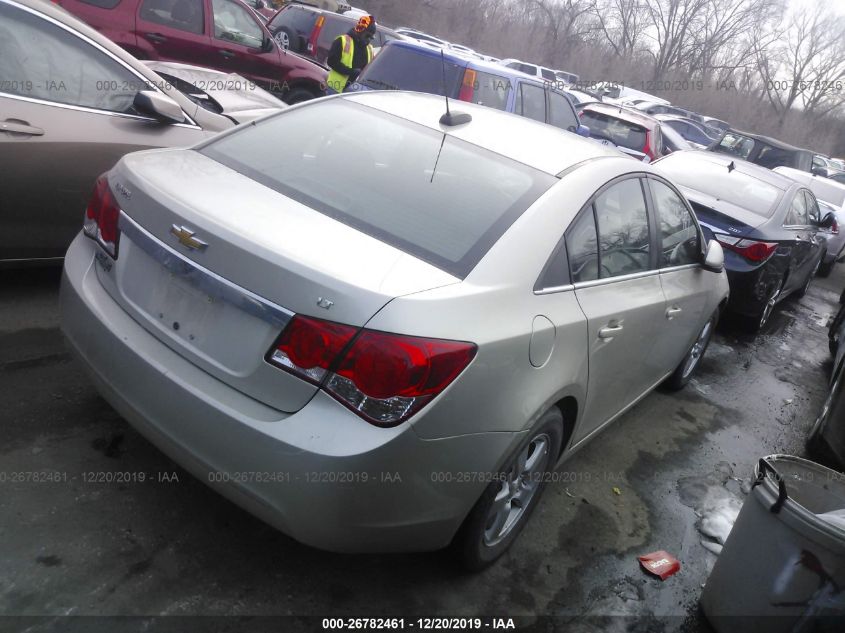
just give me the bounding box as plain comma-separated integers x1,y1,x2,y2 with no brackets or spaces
58,0,328,103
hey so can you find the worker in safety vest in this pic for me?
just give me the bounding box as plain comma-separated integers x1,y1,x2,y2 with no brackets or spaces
325,15,376,94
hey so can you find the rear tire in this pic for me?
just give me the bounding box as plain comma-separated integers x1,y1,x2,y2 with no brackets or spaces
453,408,563,572
818,259,834,278
664,311,717,390
744,277,784,332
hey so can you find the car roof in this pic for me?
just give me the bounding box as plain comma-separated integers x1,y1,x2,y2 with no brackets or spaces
341,91,622,176
285,3,399,34
582,102,660,129
385,40,548,79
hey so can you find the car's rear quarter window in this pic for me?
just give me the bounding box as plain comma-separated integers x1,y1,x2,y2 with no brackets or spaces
199,100,556,278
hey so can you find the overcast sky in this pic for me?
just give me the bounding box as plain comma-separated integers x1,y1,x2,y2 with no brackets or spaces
790,0,845,14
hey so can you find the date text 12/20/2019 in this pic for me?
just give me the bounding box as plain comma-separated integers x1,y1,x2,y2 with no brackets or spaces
321,618,516,630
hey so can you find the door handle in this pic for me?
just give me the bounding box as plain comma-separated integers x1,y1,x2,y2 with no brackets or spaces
146,32,167,43
598,324,624,339
665,306,683,319
1,120,44,136
219,50,236,59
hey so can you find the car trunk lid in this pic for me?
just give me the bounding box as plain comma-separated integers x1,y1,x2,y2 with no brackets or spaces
98,149,459,413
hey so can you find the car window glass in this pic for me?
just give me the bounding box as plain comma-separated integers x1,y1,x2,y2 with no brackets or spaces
540,68,556,81
468,71,510,111
651,180,699,267
212,0,264,47
317,16,352,50
0,2,145,113
269,6,313,35
785,191,809,225
518,83,545,122
519,63,536,75
566,208,599,283
804,191,820,224
140,0,205,34
579,110,647,152
594,179,651,277
200,99,556,279
716,132,754,159
548,91,577,131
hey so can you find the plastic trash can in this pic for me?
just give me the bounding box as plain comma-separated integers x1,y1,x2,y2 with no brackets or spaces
700,455,845,633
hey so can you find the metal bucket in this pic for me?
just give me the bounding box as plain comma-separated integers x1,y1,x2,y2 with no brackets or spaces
700,455,845,633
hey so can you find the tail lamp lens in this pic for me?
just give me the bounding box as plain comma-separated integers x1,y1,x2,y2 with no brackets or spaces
458,69,477,102
83,175,121,258
267,316,477,426
715,233,778,262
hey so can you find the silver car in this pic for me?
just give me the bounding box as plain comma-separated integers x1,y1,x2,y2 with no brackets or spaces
60,91,729,569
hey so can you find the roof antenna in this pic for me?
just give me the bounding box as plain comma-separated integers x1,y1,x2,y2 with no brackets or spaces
439,49,471,126
727,160,736,173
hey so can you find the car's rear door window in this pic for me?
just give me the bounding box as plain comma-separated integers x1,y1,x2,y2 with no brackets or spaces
566,208,599,283
200,99,556,278
594,179,651,277
650,179,700,267
516,82,546,122
140,0,205,34
211,0,264,47
548,91,577,131
0,1,145,112
715,132,755,159
357,45,463,95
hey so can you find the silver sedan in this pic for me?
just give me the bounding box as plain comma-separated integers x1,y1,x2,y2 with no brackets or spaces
60,91,729,569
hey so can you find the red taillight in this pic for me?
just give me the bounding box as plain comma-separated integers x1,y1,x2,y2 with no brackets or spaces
458,69,476,102
267,316,477,426
643,130,654,161
83,175,121,258
715,234,778,262
268,315,357,384
308,16,325,54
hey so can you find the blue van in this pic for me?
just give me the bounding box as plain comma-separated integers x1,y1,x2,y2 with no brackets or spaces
350,40,589,137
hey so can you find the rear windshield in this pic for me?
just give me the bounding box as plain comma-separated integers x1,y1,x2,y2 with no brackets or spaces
579,111,647,151
268,6,315,33
199,99,555,278
316,16,353,49
712,131,756,159
357,46,463,96
657,156,782,217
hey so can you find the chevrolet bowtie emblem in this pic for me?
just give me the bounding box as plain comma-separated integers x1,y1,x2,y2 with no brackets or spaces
170,225,208,251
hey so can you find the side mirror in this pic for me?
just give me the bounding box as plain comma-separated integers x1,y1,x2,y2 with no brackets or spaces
576,124,590,138
702,240,724,273
819,211,837,229
133,90,185,123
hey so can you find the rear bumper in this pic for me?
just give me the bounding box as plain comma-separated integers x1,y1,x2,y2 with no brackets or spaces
723,264,772,318
60,234,517,553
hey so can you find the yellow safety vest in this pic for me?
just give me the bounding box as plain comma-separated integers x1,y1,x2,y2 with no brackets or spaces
326,34,374,93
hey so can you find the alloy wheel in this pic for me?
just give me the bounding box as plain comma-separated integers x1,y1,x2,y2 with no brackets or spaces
483,433,550,547
681,319,713,379
274,31,289,49
759,281,783,329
